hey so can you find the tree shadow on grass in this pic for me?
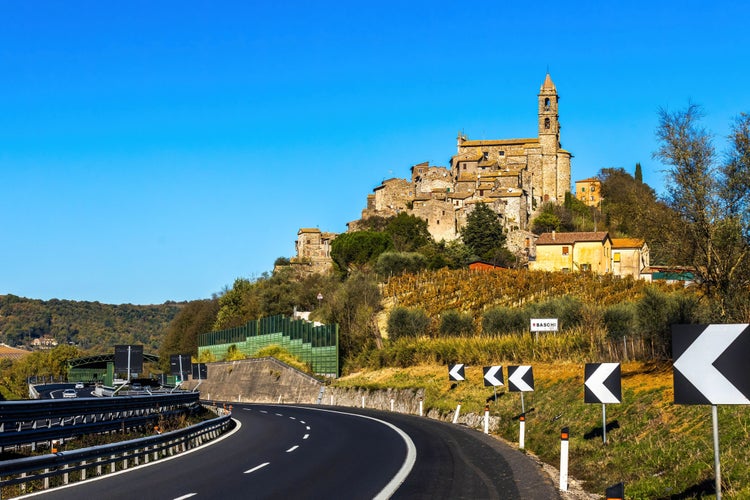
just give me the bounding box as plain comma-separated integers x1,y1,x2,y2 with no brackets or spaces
583,420,620,440
656,478,715,499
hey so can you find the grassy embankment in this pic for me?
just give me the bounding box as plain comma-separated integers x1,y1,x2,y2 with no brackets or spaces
335,360,750,499
332,269,750,498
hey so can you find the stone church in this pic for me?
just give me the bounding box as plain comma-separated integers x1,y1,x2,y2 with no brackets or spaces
353,74,571,251
294,74,572,270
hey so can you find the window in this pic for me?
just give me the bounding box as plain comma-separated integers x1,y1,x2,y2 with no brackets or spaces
562,246,569,255
483,152,489,160
544,118,551,129
544,97,550,110
580,263,591,272
581,187,586,192
591,186,596,192
613,252,621,263
499,151,505,156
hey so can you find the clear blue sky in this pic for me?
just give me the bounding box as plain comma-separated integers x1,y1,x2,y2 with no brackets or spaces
2,1,749,305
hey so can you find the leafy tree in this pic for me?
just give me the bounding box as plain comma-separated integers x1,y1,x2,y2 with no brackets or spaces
654,104,750,318
461,203,506,262
160,299,219,369
599,167,685,264
375,252,428,278
330,231,393,275
387,307,429,340
384,213,432,252
482,306,527,335
319,272,382,369
531,211,561,234
439,310,474,337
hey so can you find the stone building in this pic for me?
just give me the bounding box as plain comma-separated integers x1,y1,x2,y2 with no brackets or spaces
354,73,571,257
291,74,571,270
289,228,337,276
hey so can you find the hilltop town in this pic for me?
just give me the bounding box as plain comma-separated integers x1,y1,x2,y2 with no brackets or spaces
290,74,653,281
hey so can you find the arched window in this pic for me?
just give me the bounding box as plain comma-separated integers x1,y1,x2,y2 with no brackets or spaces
544,97,550,110
544,118,551,129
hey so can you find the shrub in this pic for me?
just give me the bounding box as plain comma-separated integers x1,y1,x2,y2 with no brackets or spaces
439,310,474,337
387,307,429,340
482,306,528,335
376,252,428,278
527,295,583,329
603,303,636,340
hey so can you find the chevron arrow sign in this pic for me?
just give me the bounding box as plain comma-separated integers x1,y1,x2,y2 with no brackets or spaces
584,363,621,404
483,366,503,387
448,363,465,381
507,365,534,392
672,324,750,405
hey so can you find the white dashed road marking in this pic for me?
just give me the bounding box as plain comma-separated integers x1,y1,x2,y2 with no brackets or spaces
244,462,271,474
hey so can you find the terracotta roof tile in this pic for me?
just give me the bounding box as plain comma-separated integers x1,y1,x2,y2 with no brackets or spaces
536,231,610,245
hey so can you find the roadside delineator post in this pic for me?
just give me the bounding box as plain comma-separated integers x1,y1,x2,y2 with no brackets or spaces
519,414,525,449
390,398,395,412
483,405,490,434
559,427,569,491
605,482,624,500
361,395,365,408
419,397,423,417
452,400,462,424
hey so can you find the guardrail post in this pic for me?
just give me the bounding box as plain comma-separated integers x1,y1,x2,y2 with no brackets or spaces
63,464,69,484
110,455,116,473
44,469,50,489
81,460,87,480
96,457,102,475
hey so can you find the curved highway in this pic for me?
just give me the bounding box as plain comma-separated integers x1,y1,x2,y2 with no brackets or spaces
26,404,558,499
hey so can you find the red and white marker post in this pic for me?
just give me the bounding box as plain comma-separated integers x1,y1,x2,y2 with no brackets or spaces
559,427,569,491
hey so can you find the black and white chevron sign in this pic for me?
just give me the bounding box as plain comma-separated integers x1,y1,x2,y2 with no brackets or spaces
672,324,750,405
507,365,534,392
483,366,503,387
584,363,621,404
448,363,465,381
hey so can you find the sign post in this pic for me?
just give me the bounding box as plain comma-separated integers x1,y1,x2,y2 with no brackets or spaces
584,363,621,444
483,365,503,403
672,323,750,500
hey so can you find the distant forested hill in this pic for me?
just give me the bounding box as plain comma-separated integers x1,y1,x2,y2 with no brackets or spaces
0,295,184,353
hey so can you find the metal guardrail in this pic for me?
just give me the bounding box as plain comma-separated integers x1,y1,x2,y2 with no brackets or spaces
0,413,234,498
0,393,200,449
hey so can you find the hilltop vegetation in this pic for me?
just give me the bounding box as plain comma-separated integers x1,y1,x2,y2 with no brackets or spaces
0,294,183,352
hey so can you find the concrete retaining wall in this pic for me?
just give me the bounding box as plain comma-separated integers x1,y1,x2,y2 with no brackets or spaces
185,357,499,431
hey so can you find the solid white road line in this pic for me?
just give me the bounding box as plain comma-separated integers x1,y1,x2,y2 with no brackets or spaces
281,405,417,500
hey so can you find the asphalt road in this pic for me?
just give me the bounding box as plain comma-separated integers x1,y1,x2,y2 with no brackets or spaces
25,404,558,500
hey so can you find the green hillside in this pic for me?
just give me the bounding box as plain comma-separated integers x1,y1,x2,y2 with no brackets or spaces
0,294,183,353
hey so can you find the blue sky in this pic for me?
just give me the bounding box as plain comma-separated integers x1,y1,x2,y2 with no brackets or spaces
2,1,749,305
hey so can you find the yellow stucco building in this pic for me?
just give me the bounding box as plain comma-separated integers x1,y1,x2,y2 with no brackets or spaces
575,177,602,207
530,231,612,273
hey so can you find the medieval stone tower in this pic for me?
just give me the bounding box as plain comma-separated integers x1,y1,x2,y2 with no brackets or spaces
536,73,570,204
